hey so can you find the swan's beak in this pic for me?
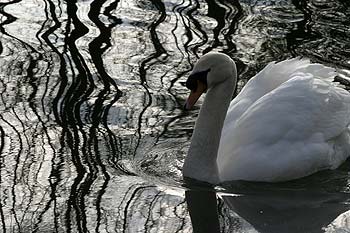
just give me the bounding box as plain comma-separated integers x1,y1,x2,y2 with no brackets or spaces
184,81,207,110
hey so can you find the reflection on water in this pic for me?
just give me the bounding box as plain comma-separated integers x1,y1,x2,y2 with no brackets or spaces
222,190,350,233
185,185,350,233
0,0,350,232
185,189,220,233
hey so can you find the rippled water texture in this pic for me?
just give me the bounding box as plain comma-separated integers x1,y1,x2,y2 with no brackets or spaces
1,0,350,232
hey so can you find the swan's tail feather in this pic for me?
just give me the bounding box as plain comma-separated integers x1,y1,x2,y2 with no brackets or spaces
254,57,311,87
296,63,337,83
254,57,338,90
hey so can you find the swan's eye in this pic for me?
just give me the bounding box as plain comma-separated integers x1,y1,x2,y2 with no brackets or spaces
185,68,211,91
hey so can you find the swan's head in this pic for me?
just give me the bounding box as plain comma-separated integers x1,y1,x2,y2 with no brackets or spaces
184,52,236,109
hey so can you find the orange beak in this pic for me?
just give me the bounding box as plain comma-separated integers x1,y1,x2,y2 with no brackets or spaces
184,80,207,110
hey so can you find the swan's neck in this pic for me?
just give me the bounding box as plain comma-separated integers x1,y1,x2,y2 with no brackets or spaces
183,78,235,184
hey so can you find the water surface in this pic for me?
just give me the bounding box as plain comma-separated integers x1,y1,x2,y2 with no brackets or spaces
1,0,350,232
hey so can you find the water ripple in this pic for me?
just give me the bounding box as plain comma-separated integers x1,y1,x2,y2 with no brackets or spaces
1,0,350,232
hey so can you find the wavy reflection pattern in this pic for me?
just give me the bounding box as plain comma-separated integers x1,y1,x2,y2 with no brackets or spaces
0,0,350,232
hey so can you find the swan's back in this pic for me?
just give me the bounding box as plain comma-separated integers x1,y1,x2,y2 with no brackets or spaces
217,58,350,182
224,58,336,124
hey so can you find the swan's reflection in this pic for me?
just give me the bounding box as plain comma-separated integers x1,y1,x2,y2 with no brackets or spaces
222,190,350,233
185,186,350,233
185,190,221,233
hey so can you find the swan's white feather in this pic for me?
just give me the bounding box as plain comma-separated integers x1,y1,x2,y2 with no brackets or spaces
217,58,350,182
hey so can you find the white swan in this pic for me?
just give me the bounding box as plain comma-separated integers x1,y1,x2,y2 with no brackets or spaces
182,52,350,184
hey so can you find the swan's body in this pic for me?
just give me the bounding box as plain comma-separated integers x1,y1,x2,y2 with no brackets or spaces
183,52,350,184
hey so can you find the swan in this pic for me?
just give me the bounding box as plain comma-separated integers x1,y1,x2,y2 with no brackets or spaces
182,52,350,184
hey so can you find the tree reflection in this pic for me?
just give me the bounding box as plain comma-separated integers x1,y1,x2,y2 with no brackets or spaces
0,0,350,232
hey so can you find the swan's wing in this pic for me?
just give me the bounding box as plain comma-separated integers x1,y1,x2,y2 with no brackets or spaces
226,58,337,125
234,76,350,144
218,75,350,182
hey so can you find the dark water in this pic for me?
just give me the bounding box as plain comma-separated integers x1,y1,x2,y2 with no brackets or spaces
1,0,350,232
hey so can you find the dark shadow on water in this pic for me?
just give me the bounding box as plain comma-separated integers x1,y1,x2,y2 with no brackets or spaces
185,164,350,233
222,190,350,233
185,189,221,233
